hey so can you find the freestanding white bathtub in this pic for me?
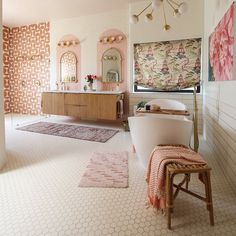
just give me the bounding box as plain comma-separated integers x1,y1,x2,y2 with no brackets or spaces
129,99,193,169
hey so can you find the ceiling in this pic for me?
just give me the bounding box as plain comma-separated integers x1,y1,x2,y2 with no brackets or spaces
3,0,143,27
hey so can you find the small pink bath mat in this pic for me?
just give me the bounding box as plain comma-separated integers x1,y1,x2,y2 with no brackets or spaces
79,151,128,188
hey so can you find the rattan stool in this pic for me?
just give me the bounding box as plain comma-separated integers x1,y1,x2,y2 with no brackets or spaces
166,163,214,229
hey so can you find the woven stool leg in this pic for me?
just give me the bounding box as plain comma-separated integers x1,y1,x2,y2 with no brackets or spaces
185,174,190,190
204,170,214,226
166,169,172,229
166,169,174,230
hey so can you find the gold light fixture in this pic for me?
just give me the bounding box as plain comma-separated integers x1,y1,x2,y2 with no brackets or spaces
130,0,188,31
57,40,79,47
99,35,124,44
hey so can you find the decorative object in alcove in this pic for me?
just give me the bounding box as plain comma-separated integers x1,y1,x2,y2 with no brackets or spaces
60,51,77,83
85,74,97,91
208,3,235,81
102,48,122,83
130,0,188,31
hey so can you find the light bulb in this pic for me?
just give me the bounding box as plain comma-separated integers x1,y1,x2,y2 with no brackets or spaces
130,14,139,24
145,13,153,22
103,37,108,43
117,35,123,42
152,0,162,10
178,2,188,14
58,42,63,47
163,24,171,31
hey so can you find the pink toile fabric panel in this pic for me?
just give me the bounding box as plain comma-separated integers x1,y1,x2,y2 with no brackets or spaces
134,38,202,90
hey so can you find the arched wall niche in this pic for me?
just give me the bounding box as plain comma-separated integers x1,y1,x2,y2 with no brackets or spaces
56,34,81,90
97,29,127,92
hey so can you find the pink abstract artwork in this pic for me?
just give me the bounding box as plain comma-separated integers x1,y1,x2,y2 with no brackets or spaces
209,3,235,81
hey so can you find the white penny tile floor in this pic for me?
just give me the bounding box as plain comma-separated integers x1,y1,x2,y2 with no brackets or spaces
1,114,236,236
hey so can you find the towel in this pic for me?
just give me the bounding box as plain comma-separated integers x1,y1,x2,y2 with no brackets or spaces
118,99,124,118
146,145,207,210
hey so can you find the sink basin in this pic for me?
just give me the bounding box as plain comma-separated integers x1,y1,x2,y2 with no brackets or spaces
89,90,123,94
45,90,124,94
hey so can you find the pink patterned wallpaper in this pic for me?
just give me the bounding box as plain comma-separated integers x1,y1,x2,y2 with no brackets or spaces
3,22,50,115
3,26,11,113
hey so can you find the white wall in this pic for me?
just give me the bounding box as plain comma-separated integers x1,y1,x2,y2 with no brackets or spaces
50,9,129,89
50,1,204,132
203,0,236,185
0,0,6,169
128,0,204,132
129,1,203,45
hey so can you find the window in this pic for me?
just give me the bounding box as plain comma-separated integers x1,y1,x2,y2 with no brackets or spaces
134,84,201,93
133,38,202,93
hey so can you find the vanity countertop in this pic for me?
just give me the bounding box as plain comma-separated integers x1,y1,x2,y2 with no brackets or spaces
43,90,124,95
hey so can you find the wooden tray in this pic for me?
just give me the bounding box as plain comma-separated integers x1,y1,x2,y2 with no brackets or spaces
136,108,190,116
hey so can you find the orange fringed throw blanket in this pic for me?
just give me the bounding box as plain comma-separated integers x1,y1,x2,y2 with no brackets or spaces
146,145,207,210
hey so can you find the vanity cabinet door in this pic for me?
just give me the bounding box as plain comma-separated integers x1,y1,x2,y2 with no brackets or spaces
64,94,88,118
64,105,87,118
64,94,88,106
86,94,99,120
97,95,118,120
42,92,65,115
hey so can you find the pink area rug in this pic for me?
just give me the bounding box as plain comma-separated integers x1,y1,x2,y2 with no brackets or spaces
17,122,119,143
79,152,128,188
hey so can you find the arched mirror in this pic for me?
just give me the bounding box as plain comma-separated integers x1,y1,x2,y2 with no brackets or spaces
102,48,122,83
60,51,77,83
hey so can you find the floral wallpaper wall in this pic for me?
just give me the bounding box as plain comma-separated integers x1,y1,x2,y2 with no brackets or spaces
209,3,234,81
3,22,50,115
134,38,202,90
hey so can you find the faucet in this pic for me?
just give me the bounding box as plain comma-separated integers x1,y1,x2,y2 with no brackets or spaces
61,82,65,90
56,81,59,90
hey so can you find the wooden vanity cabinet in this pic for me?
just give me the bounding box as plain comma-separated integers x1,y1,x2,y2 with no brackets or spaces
41,92,123,121
42,92,65,115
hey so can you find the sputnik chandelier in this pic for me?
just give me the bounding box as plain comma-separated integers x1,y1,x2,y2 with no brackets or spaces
130,0,188,31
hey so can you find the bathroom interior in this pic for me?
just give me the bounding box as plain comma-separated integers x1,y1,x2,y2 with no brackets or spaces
0,0,236,235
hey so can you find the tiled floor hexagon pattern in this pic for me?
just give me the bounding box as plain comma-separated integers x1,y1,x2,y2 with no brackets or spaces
1,115,236,236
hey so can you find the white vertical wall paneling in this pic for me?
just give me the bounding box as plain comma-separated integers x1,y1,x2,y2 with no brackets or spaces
203,0,236,186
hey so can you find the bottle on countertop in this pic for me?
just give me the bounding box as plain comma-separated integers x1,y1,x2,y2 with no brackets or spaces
115,83,120,91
